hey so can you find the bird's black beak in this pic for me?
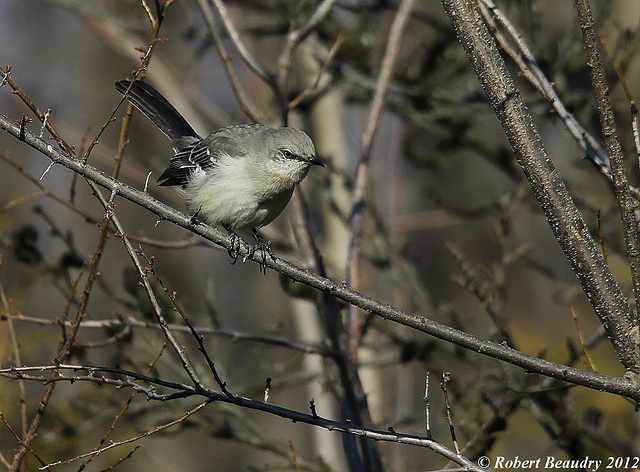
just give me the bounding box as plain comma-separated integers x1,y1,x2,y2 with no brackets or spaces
309,156,326,167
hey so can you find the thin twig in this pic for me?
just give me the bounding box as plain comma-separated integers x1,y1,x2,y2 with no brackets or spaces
77,344,166,472
1,151,208,249
440,372,460,454
96,446,140,472
39,402,209,470
0,273,28,439
277,0,339,122
0,414,53,472
288,32,346,109
95,191,205,390
82,43,155,164
477,0,640,199
570,307,598,373
1,365,196,394
346,0,416,356
0,65,74,155
10,179,106,470
264,377,272,403
83,0,169,164
7,314,337,357
287,440,303,472
0,365,482,470
194,0,266,123
206,0,274,84
424,374,432,440
139,249,231,396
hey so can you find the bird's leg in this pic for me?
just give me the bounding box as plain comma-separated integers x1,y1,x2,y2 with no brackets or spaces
252,228,276,274
225,226,245,264
190,205,203,224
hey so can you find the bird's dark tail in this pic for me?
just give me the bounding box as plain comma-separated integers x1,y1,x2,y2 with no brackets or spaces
115,80,201,145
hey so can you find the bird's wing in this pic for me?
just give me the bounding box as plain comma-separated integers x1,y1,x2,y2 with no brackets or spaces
156,130,246,187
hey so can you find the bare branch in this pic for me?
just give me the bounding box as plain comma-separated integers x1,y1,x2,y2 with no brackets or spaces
40,402,208,470
477,0,617,188
346,0,416,355
204,0,275,85
77,344,166,472
8,314,338,357
0,365,482,471
441,0,640,377
193,0,266,123
277,0,339,120
0,277,28,439
0,414,53,472
137,249,230,395
1,114,639,399
440,372,460,454
575,0,640,320
0,65,74,155
289,32,346,109
93,188,206,390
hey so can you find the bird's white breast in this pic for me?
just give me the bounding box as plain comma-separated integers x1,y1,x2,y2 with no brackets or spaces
182,153,301,229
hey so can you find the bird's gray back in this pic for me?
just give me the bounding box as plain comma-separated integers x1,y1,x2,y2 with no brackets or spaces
158,124,315,186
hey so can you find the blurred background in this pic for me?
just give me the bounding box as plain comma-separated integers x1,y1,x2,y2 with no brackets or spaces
1,0,639,470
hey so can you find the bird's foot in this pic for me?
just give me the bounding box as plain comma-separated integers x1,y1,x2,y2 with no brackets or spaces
226,229,247,265
190,205,203,224
254,241,276,274
225,228,276,272
252,229,277,274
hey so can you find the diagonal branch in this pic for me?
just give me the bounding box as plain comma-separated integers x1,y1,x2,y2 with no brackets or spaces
0,66,74,155
277,0,339,123
346,0,416,356
477,0,628,193
193,0,266,123
204,0,275,85
574,0,640,322
440,0,640,376
91,186,206,391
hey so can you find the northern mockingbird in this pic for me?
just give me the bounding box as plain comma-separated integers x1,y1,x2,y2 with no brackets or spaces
115,79,324,257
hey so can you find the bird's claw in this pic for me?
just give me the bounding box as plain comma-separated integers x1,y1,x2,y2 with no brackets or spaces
190,206,202,224
226,230,245,265
254,241,276,275
225,229,277,273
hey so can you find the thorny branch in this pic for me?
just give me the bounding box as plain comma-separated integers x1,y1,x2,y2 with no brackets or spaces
77,344,167,472
41,402,207,470
137,249,231,396
0,66,73,155
92,181,207,391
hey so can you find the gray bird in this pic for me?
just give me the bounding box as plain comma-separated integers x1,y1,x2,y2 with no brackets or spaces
115,80,324,248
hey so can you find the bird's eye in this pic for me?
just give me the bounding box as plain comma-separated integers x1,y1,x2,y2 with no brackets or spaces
282,150,293,159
